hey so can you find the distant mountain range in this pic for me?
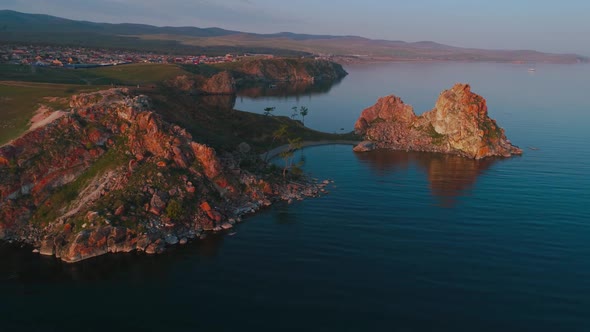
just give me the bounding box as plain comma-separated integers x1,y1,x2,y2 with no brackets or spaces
1,10,587,63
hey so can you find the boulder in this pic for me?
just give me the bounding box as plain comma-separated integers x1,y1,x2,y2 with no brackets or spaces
165,234,179,245
136,234,150,251
145,242,158,255
149,192,167,215
238,142,251,154
353,141,375,152
39,238,55,256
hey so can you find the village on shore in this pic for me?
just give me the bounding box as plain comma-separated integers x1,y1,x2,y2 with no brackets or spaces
0,43,279,68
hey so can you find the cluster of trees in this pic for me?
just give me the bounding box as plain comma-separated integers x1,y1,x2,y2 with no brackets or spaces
264,106,310,126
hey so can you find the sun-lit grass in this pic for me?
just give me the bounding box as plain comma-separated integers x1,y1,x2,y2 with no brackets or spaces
0,82,102,145
0,63,189,86
91,63,187,84
0,64,191,145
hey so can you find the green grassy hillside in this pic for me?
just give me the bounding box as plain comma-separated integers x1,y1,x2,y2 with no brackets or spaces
0,63,186,86
0,82,102,145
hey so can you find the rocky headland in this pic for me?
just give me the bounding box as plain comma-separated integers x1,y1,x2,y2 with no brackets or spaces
0,88,332,263
166,58,348,96
230,58,348,83
165,71,237,95
354,83,522,159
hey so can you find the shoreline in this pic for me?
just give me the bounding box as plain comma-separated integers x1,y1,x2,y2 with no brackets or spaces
260,140,361,160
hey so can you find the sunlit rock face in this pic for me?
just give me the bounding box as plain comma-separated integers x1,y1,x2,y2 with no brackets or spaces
354,83,522,159
0,88,321,262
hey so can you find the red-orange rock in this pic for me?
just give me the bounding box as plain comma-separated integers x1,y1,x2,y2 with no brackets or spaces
354,83,522,159
0,157,10,167
200,201,212,212
207,210,222,223
191,142,222,179
128,159,138,172
114,205,125,216
0,87,319,263
199,71,236,95
87,127,103,145
262,182,273,195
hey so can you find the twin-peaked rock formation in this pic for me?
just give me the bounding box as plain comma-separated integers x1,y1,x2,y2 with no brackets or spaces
354,83,522,159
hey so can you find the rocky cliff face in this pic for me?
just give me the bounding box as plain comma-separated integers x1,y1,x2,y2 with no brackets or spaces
0,88,323,262
354,84,522,159
198,71,236,94
233,58,347,82
166,71,236,95
165,59,346,97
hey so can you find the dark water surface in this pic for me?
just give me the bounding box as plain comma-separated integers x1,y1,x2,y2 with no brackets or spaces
2,63,590,331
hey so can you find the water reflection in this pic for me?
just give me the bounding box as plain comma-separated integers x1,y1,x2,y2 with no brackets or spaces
355,150,500,206
237,78,343,100
0,232,228,283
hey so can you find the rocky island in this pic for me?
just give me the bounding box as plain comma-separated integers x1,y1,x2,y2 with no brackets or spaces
354,83,522,159
0,59,351,263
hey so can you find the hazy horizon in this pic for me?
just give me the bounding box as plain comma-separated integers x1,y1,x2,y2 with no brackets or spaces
2,0,590,56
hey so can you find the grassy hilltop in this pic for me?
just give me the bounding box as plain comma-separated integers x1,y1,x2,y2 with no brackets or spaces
0,60,354,148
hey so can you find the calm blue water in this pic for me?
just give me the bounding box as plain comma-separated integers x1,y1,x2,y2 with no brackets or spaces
1,63,590,331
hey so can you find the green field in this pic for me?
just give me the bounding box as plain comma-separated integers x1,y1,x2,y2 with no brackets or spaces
0,63,187,86
92,64,187,84
0,82,102,145
0,63,208,145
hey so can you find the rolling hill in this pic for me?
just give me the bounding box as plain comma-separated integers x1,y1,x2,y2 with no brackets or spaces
0,10,587,63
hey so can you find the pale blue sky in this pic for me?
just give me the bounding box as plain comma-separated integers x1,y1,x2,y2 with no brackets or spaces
3,0,590,55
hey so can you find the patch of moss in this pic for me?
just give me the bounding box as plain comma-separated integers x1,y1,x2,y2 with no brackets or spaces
425,123,446,146
30,143,129,225
165,199,183,220
479,120,502,140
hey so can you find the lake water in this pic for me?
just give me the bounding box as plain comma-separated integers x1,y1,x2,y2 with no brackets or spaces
2,62,590,331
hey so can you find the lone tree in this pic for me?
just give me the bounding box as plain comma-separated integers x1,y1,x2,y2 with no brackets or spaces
291,106,299,119
279,137,303,178
299,106,309,126
264,124,289,162
264,106,276,116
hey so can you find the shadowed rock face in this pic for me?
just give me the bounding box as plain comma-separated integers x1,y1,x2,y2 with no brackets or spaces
354,83,522,159
166,71,236,95
235,59,348,82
